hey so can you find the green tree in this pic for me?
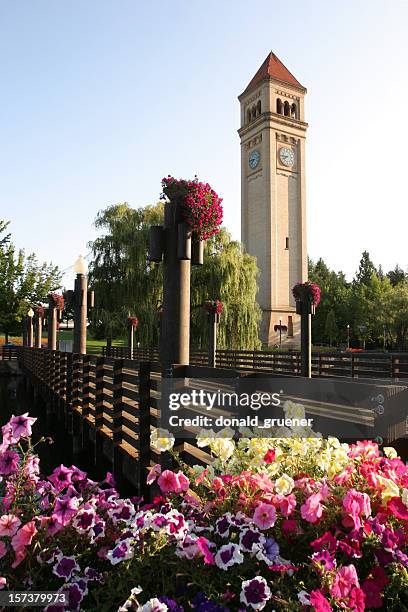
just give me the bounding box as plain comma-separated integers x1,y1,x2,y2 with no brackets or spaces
0,221,61,342
88,203,261,350
324,309,337,346
386,265,407,287
355,250,377,285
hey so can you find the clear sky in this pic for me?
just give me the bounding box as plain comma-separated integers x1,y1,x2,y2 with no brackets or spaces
1,0,407,287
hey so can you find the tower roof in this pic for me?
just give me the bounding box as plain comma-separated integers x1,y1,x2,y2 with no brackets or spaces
243,52,306,94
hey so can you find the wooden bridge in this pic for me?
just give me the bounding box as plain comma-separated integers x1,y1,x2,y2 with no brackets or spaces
3,346,408,497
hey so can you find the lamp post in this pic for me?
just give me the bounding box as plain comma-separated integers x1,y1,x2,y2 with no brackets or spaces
205,301,222,367
127,316,138,359
27,308,34,348
73,255,93,355
347,324,350,350
34,307,44,348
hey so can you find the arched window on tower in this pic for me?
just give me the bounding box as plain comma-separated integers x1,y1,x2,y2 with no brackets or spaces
247,109,251,124
251,106,257,120
257,100,261,116
276,98,283,114
291,103,297,119
284,101,290,117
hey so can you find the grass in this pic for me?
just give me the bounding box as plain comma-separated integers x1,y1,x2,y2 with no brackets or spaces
0,331,126,356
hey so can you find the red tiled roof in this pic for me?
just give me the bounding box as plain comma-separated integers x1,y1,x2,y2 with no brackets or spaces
244,52,305,93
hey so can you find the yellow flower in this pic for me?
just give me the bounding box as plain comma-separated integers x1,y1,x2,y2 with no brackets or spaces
275,473,295,495
383,447,398,459
378,476,400,501
402,488,408,508
150,428,175,453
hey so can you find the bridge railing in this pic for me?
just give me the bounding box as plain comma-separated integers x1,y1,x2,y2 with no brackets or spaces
103,346,408,379
0,345,19,361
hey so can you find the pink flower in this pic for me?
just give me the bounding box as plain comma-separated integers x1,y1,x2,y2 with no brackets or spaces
362,578,383,608
301,492,323,523
9,413,36,440
309,590,332,611
0,541,7,559
147,464,161,485
349,587,365,612
387,497,408,520
48,464,73,491
330,564,360,599
197,536,215,565
0,577,6,589
253,503,277,530
157,470,180,494
0,514,21,537
343,489,371,530
176,471,190,492
275,493,296,517
0,450,19,475
264,449,276,464
11,521,37,551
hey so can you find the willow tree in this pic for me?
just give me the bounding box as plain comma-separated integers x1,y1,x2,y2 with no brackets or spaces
88,203,261,349
88,203,164,347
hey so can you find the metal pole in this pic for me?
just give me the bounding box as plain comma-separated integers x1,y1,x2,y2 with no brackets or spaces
383,325,386,351
160,201,190,366
300,302,312,378
208,312,217,367
279,318,282,348
128,323,134,359
347,325,350,349
48,305,57,351
73,274,88,355
27,316,34,348
34,314,43,348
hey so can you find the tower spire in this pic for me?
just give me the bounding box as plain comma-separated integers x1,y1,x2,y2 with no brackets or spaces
243,51,306,94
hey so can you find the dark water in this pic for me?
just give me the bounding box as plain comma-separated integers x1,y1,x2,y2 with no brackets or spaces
0,375,75,475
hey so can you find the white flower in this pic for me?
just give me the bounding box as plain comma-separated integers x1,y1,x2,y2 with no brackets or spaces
402,488,408,508
150,428,175,453
297,590,310,605
275,474,294,495
210,438,235,462
137,599,168,612
216,426,235,439
215,543,244,570
283,400,305,420
240,576,271,610
196,428,215,447
383,447,398,459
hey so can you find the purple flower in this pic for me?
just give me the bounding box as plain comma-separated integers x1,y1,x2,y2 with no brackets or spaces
239,528,265,552
240,576,271,610
48,465,73,492
9,413,37,441
159,596,184,611
106,538,134,565
52,555,79,579
0,450,19,475
215,514,231,538
215,543,243,570
52,494,79,526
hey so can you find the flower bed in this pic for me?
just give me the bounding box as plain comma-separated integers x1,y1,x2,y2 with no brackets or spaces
1,407,408,610
161,176,223,240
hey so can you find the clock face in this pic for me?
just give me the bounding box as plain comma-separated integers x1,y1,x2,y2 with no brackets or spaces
279,147,295,167
248,149,260,170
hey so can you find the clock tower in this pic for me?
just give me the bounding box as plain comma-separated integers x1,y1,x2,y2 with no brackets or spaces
238,52,308,346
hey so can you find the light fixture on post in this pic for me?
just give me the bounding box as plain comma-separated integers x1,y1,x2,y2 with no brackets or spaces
347,324,350,350
73,255,94,355
27,308,34,348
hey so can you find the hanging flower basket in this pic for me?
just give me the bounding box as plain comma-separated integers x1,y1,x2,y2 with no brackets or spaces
292,281,320,314
203,300,223,315
34,306,45,319
128,316,139,329
48,293,65,311
161,176,223,240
